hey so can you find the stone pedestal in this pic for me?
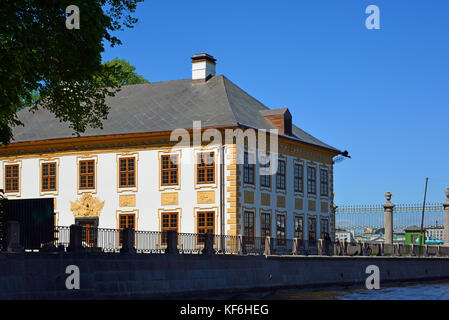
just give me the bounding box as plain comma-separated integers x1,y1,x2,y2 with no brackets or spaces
5,221,23,253
443,189,449,245
201,232,215,255
120,228,136,254
67,224,83,252
165,230,178,254
383,192,395,245
264,236,271,256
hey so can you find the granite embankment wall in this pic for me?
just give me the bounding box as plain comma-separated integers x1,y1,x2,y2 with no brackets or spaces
1,252,449,299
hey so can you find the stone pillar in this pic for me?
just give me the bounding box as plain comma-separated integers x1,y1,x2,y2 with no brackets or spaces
67,224,83,252
165,230,179,254
201,232,215,255
238,235,247,255
292,238,299,255
331,203,337,242
443,188,449,245
383,192,395,245
120,228,136,253
264,236,271,256
5,221,23,253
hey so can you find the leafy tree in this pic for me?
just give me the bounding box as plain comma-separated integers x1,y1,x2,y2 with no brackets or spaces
96,58,149,86
0,0,144,145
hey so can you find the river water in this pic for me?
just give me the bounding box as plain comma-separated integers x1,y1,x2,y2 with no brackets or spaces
261,280,449,300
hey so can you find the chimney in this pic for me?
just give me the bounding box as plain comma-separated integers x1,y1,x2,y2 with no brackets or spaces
260,108,293,136
191,53,216,82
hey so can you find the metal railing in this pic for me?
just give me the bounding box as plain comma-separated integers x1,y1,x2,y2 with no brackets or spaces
4,223,449,258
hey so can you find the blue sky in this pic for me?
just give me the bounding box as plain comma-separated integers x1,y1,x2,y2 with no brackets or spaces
101,0,449,206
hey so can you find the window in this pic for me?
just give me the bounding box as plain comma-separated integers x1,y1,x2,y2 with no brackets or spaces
79,160,95,190
261,212,271,238
276,214,286,245
259,155,271,188
197,152,215,184
41,162,57,192
78,219,97,247
320,218,329,236
119,214,135,245
243,152,255,185
320,169,329,196
119,157,136,188
161,212,178,245
276,160,286,190
294,164,303,193
244,211,255,244
5,164,19,193
197,211,215,244
307,167,316,195
308,217,317,242
294,216,304,240
161,155,178,186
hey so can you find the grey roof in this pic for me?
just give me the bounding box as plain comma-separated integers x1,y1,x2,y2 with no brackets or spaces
12,75,340,152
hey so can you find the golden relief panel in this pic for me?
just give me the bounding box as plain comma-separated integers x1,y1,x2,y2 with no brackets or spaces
308,200,316,212
277,195,286,208
161,192,179,205
244,190,254,204
261,193,271,206
295,198,303,210
119,194,136,207
197,191,215,204
70,193,104,218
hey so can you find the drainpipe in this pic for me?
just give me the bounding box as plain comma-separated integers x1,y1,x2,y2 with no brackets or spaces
220,144,226,251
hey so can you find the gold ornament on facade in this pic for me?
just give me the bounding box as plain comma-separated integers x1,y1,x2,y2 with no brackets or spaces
70,193,105,218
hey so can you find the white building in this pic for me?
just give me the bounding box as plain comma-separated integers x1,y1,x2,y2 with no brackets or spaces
0,54,345,245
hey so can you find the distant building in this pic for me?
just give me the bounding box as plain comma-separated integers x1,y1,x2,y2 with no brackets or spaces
335,229,355,243
426,226,444,240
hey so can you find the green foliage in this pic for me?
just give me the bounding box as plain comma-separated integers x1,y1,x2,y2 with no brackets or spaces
97,58,149,86
0,0,144,145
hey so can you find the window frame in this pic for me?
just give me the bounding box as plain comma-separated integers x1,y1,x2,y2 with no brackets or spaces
276,159,286,191
276,214,286,245
4,164,20,194
197,151,215,185
197,211,215,245
79,159,96,190
41,162,57,192
118,213,136,245
119,157,136,188
307,166,317,195
161,212,178,245
308,216,317,242
161,154,179,186
243,152,255,185
243,211,255,244
294,163,304,193
294,216,304,240
320,168,329,197
261,212,271,238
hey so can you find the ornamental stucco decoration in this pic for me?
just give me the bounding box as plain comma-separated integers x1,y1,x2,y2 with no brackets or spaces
70,193,105,218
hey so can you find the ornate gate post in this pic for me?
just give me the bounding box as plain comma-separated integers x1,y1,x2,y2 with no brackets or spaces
443,188,449,245
383,192,395,246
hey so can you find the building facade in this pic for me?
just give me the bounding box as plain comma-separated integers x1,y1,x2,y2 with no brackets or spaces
0,54,344,243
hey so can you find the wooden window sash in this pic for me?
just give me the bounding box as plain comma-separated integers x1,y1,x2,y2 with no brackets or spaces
42,162,57,192
5,164,19,193
161,212,178,245
161,155,178,186
307,167,316,195
244,211,255,244
79,160,95,190
243,152,255,185
197,211,215,244
119,214,136,245
276,214,286,244
276,160,286,190
261,213,271,238
320,169,329,196
294,216,304,240
294,164,304,193
197,152,215,184
119,157,136,188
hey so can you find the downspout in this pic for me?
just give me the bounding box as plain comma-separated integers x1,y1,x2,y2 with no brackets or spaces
220,143,226,252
